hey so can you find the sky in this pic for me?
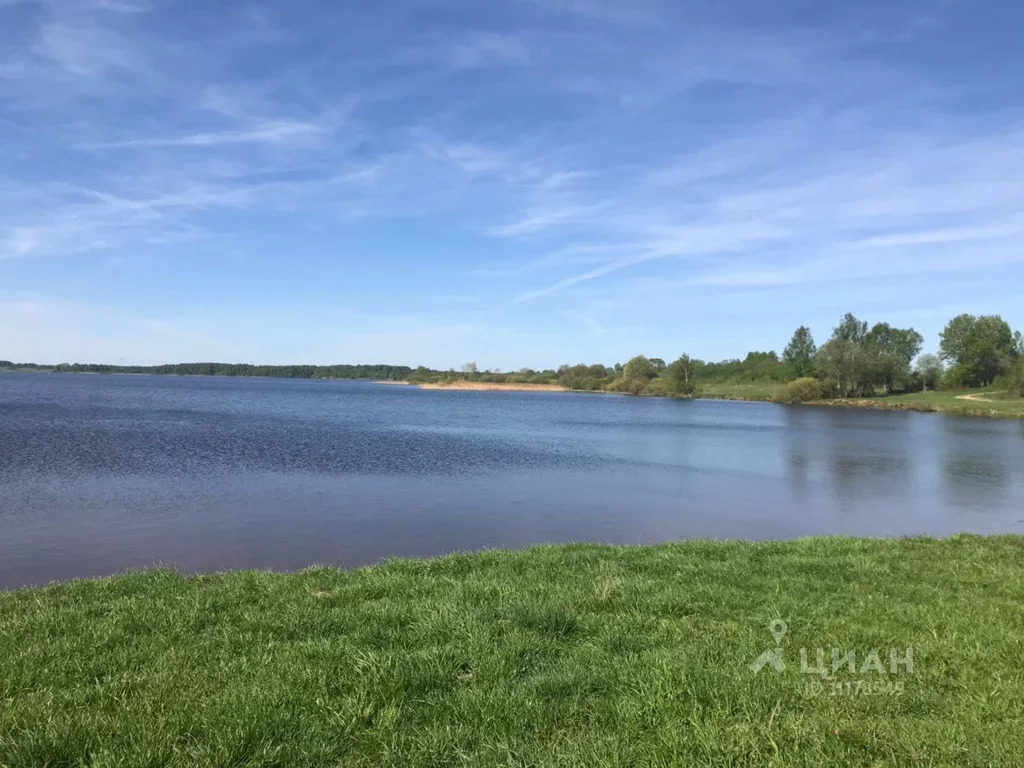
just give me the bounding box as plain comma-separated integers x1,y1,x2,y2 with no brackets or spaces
2,0,1023,369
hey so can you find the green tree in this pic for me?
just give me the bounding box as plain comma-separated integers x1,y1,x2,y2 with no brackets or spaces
666,355,699,397
913,354,944,391
783,326,817,378
620,355,657,395
864,323,923,392
1004,357,1024,398
939,314,1016,387
833,313,868,344
816,338,870,398
623,355,657,382
816,314,874,397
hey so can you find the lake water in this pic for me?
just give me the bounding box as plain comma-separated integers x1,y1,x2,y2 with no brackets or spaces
2,372,1023,589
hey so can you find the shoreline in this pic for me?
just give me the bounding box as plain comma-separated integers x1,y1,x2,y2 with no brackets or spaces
7,369,1021,419
407,380,1024,419
806,396,1024,419
415,381,570,392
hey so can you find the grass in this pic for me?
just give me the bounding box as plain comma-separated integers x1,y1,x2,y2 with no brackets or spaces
699,382,779,401
700,381,1024,418
834,388,1024,419
2,537,1023,767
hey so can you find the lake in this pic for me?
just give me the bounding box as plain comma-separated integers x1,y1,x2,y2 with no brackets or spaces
2,372,1023,589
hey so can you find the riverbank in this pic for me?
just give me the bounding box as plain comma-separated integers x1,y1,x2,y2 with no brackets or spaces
417,381,569,392
2,536,1021,767
817,390,1024,419
410,379,1024,419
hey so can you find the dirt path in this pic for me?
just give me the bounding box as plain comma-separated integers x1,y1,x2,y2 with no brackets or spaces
955,391,1005,403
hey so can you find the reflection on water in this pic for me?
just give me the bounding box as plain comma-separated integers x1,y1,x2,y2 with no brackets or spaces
2,372,1023,589
939,416,1010,510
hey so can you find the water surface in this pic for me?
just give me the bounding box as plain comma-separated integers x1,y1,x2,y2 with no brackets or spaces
2,372,1022,588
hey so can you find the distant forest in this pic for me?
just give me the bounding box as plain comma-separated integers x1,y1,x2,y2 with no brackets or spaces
0,362,414,380
4,312,1023,401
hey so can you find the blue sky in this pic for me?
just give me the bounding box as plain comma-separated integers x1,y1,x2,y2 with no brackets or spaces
2,0,1023,369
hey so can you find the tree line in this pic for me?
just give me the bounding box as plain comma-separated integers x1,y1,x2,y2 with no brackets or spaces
3,312,1022,400
410,312,1024,401
0,361,413,380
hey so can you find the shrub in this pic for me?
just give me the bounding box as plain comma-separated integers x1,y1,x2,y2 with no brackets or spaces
995,359,1024,398
773,377,824,404
938,364,969,390
645,378,670,397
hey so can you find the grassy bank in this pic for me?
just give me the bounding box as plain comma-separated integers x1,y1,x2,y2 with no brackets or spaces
699,382,779,401
830,389,1024,418
700,382,1024,418
2,537,1022,767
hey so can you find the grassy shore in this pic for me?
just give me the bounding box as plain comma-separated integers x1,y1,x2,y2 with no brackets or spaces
2,537,1022,767
829,389,1024,419
699,382,779,401
699,382,1024,418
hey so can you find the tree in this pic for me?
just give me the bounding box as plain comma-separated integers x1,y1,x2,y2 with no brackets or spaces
816,314,874,397
816,338,870,398
864,323,923,392
740,351,786,381
783,326,817,378
461,362,479,374
939,314,1016,387
833,313,868,344
1004,357,1024,398
666,354,698,397
623,355,657,382
619,355,657,395
649,358,666,372
913,354,943,391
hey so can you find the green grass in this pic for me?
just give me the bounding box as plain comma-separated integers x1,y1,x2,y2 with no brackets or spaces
699,381,1024,418
2,537,1023,767
699,382,779,401
839,389,1024,418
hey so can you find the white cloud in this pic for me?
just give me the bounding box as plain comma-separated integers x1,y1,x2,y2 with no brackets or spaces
94,120,331,149
32,20,139,77
2,0,1023,364
1,227,38,258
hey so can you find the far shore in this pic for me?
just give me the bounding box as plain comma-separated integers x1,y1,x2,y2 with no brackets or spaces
406,379,1024,419
415,381,569,392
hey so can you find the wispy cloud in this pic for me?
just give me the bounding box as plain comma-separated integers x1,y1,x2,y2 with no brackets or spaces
32,18,141,77
94,120,332,149
2,0,1023,365
1,227,38,258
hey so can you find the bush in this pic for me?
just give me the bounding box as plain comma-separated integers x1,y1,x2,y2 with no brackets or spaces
604,378,626,393
773,377,824,404
938,364,969,390
645,378,670,397
995,359,1024,398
